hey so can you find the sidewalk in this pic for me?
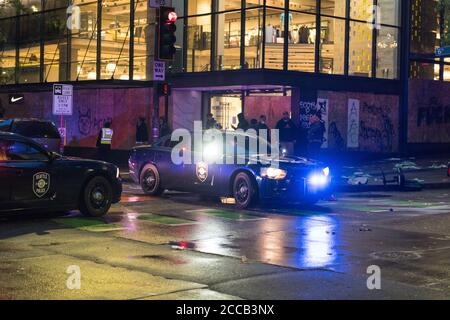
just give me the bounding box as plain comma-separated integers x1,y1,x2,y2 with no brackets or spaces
335,157,450,191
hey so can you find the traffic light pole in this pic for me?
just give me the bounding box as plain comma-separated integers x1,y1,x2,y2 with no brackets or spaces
152,7,161,142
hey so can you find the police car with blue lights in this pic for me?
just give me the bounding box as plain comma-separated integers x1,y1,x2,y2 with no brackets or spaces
0,132,122,216
129,130,332,209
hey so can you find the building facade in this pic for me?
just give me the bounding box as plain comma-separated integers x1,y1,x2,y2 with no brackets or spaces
0,0,448,154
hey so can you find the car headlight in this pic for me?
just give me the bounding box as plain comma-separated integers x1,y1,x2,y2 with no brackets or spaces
203,143,222,162
308,173,329,187
261,167,287,180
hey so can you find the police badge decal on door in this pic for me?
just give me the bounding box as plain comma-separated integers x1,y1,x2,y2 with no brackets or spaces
33,172,50,198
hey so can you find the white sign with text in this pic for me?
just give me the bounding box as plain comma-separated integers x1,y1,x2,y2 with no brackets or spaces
53,84,73,116
153,61,166,81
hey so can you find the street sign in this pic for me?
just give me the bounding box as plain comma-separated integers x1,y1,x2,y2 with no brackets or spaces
153,61,166,81
149,0,172,8
53,84,73,116
436,46,450,57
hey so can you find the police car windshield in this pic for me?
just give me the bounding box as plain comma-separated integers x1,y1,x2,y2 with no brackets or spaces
12,121,60,139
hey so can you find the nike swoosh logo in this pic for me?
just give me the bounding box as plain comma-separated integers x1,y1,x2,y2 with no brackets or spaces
11,97,23,103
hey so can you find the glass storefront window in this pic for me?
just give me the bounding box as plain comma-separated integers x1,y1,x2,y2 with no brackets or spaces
101,0,131,80
266,0,285,9
378,0,401,26
70,1,98,81
245,7,263,69
349,20,372,77
320,16,345,74
376,25,399,79
43,7,68,82
215,10,242,70
265,7,284,70
0,17,16,84
289,0,316,12
211,94,243,130
350,0,372,21
321,0,346,18
133,0,150,80
410,0,440,55
288,11,316,72
187,15,212,72
188,0,212,16
410,61,440,80
18,12,41,83
444,64,450,81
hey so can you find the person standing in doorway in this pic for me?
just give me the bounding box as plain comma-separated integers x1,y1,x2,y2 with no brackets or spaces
136,117,149,145
307,112,325,158
276,112,297,156
96,121,113,162
205,113,218,130
232,113,250,131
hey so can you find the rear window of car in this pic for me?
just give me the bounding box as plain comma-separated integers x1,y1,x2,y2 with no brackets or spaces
12,121,60,139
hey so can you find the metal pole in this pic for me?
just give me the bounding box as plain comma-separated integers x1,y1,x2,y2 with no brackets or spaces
152,8,160,141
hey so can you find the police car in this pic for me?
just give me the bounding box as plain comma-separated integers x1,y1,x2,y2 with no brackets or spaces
129,131,332,209
0,132,122,216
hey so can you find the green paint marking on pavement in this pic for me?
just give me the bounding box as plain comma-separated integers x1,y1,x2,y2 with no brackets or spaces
194,209,262,221
54,218,125,232
138,215,195,226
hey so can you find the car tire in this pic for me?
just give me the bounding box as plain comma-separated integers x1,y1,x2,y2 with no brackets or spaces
79,176,113,217
140,165,164,196
233,172,257,209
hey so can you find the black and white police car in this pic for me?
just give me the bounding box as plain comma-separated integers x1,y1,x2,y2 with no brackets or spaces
0,132,122,216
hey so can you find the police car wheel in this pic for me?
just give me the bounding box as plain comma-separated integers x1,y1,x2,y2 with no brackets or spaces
233,173,257,209
140,165,164,196
79,176,113,217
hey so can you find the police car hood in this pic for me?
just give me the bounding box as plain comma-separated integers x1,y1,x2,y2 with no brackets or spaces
61,156,116,167
249,154,323,168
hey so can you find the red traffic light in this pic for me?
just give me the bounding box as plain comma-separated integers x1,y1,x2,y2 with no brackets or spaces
167,11,178,23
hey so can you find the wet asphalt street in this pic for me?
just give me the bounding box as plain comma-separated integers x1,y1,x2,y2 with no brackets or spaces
0,182,449,300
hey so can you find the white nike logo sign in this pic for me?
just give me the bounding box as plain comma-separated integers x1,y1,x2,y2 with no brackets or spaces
11,97,23,103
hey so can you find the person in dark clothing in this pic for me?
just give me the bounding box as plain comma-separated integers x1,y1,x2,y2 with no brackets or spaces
307,112,326,158
159,117,171,137
232,113,250,131
136,117,149,144
249,119,258,130
257,115,270,131
96,121,113,162
205,113,218,130
276,112,297,155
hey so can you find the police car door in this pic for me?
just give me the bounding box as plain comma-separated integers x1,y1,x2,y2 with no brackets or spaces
4,139,55,209
0,139,14,210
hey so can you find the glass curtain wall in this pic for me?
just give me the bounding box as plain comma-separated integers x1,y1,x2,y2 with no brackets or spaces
410,0,450,81
177,0,401,78
0,0,403,83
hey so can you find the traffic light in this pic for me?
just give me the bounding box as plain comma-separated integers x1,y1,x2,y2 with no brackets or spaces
157,82,171,96
158,7,177,61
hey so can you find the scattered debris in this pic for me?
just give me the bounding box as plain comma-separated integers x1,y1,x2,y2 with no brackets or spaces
428,164,448,170
359,225,372,232
170,241,196,250
394,161,421,171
